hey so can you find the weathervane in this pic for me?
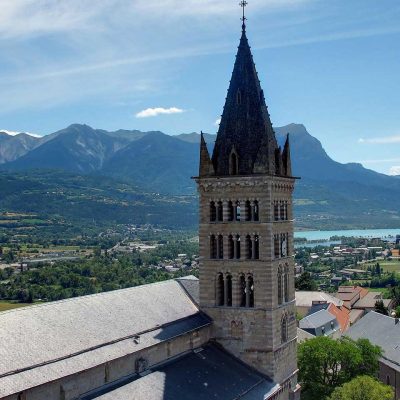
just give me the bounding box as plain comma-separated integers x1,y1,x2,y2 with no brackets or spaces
239,1,248,30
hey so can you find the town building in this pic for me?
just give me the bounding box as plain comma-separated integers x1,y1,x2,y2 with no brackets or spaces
0,7,299,400
347,311,400,399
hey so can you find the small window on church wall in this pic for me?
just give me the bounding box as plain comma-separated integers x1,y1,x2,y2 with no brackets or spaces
387,375,391,386
217,201,223,222
216,273,224,306
226,274,233,306
230,153,239,175
210,201,216,222
17,393,26,400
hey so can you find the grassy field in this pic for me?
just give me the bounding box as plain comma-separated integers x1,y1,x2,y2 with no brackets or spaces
364,260,400,273
0,301,32,312
368,287,391,298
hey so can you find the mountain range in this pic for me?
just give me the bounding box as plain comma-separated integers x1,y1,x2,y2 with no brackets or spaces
1,123,399,229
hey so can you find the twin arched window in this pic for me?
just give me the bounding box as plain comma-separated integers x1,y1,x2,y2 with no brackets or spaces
278,265,290,305
217,273,254,308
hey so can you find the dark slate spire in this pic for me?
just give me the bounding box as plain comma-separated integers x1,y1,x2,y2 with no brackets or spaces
199,132,215,177
211,24,280,176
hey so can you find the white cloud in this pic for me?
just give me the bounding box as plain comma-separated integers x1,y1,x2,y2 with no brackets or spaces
389,166,400,176
358,135,400,144
135,107,185,118
0,129,41,138
215,118,221,126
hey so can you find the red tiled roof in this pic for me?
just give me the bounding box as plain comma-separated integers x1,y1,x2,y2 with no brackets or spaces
327,303,351,333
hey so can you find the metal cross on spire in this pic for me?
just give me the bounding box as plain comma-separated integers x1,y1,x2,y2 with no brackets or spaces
239,1,248,30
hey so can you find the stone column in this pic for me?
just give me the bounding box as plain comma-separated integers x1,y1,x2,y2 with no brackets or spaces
232,274,240,307
223,200,229,222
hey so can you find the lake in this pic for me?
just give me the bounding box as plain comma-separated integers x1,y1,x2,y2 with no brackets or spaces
294,228,400,242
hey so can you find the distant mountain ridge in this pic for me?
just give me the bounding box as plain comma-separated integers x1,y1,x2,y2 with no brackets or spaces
1,123,400,229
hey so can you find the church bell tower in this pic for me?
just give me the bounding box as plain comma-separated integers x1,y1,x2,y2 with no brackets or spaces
195,3,300,399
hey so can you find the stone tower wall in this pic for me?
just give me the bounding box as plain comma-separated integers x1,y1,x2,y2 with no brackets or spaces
197,175,298,389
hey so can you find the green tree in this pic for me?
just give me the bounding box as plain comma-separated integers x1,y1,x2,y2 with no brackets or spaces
374,300,388,315
328,375,393,400
295,272,317,291
298,336,382,400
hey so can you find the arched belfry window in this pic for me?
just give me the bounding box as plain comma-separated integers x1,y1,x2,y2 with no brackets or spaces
248,275,254,308
278,267,283,305
228,235,234,259
210,201,216,222
217,201,223,222
210,235,217,259
216,273,224,306
230,149,239,175
235,201,241,221
226,274,233,306
253,201,259,221
227,201,234,221
239,274,246,307
284,265,289,303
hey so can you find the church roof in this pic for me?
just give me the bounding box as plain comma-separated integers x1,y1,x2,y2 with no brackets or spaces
0,278,210,397
210,26,281,176
91,344,278,400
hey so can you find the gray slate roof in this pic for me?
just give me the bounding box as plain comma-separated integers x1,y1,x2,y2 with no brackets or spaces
299,309,336,329
92,344,278,400
346,311,400,368
0,278,208,397
176,276,199,304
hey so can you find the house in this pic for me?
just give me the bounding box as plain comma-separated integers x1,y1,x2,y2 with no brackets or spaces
335,286,369,310
295,291,343,317
353,291,394,313
346,312,400,399
299,309,340,338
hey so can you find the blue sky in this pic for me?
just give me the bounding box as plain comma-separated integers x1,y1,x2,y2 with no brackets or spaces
0,0,399,175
